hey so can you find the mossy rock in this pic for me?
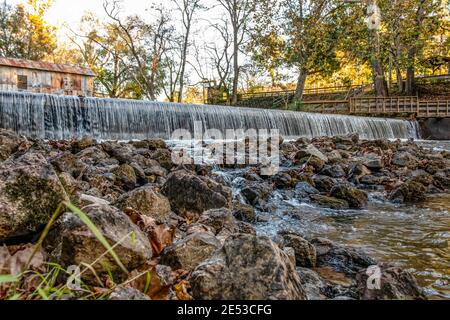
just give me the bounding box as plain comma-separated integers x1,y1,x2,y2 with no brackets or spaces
0,151,68,241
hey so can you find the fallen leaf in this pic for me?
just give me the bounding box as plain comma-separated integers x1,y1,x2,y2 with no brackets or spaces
174,280,192,301
138,216,175,257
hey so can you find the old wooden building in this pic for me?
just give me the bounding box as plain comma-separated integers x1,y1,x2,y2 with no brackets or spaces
0,57,95,96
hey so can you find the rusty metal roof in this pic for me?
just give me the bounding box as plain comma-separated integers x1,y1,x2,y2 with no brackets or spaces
0,57,95,76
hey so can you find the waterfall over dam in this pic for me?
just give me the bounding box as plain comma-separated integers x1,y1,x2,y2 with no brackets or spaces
0,91,420,141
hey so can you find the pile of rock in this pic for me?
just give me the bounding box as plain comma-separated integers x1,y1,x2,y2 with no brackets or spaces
0,129,438,300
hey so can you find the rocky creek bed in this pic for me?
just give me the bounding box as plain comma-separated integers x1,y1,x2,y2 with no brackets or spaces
0,129,449,300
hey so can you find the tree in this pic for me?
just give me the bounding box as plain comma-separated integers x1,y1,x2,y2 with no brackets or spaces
252,0,342,100
0,0,57,60
173,0,203,103
71,14,140,98
216,0,255,105
104,0,173,100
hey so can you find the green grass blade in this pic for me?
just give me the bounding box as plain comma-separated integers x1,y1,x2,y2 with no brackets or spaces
0,274,19,284
64,202,128,274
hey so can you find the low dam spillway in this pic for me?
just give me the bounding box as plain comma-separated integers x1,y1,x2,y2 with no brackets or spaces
0,91,420,140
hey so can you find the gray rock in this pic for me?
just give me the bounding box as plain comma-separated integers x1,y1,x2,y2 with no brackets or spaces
114,185,171,223
312,175,336,193
0,151,68,241
46,204,152,283
197,208,239,237
162,170,231,216
311,238,377,276
282,233,317,268
191,234,307,300
240,182,273,207
330,185,368,209
112,164,137,191
392,152,418,169
159,232,221,271
110,286,150,300
356,265,425,300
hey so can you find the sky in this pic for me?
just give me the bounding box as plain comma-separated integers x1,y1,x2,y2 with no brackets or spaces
7,0,147,29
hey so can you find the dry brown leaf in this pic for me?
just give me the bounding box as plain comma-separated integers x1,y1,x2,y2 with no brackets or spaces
174,280,192,301
125,261,176,300
0,244,45,276
138,216,175,257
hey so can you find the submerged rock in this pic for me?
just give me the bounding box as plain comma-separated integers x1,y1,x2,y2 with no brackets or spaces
0,151,68,241
191,234,306,300
46,204,152,283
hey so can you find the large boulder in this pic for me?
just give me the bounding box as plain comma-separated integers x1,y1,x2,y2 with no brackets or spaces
388,180,427,203
112,164,137,191
162,170,231,216
240,182,273,207
0,151,68,241
294,182,319,199
159,232,221,271
392,152,418,169
312,175,336,193
190,234,307,300
114,185,171,223
330,185,368,209
282,233,317,268
310,195,350,210
46,204,152,282
0,130,31,161
356,265,425,300
295,145,328,162
197,208,239,237
311,238,377,276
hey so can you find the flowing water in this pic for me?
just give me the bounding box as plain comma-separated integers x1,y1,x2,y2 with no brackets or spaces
0,91,420,140
1,90,448,299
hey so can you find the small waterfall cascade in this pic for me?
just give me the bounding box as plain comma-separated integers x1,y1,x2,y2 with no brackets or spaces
0,91,420,140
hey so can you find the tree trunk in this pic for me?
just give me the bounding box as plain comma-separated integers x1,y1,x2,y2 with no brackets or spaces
396,67,403,93
294,68,307,101
447,60,450,75
405,49,416,95
178,25,191,103
231,32,239,105
371,58,388,97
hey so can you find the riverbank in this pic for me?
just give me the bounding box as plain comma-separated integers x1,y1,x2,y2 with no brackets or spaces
0,129,449,300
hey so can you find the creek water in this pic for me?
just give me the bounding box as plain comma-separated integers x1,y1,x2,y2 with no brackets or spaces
173,140,450,300
0,90,448,299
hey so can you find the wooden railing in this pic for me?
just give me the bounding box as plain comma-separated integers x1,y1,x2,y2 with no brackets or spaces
238,84,367,101
348,97,450,118
349,97,419,115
